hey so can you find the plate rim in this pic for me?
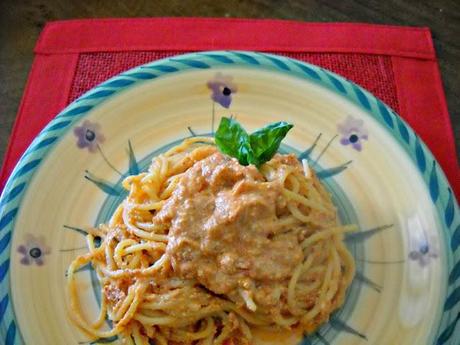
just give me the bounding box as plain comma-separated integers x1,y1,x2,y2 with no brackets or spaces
0,51,458,345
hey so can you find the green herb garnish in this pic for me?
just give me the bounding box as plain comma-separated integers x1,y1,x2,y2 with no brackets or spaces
215,117,293,167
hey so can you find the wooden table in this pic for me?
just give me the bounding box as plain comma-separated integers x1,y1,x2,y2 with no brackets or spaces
0,0,458,165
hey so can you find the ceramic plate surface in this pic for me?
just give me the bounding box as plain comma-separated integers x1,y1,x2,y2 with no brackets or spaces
0,52,458,345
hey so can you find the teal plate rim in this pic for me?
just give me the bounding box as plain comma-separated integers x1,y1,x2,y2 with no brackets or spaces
0,51,458,345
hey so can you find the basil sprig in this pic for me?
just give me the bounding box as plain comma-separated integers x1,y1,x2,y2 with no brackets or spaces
215,117,293,167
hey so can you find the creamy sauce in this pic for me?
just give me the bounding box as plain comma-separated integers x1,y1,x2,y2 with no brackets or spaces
159,152,303,309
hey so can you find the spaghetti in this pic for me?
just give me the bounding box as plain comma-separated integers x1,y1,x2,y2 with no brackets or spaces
67,137,355,344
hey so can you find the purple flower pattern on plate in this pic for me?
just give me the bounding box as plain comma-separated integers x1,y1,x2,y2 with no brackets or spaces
409,242,438,267
73,120,105,153
207,72,237,108
17,234,51,266
337,115,368,151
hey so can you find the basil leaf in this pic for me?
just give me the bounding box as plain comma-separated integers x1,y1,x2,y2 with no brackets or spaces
250,122,293,165
215,117,293,167
215,117,254,165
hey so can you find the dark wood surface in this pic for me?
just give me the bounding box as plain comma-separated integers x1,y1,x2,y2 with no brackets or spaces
0,0,459,167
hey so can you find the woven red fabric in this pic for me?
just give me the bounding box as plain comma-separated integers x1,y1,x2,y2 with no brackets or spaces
69,52,399,113
1,19,458,199
69,51,180,102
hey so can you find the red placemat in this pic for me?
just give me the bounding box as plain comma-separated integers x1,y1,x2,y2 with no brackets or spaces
1,18,458,198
